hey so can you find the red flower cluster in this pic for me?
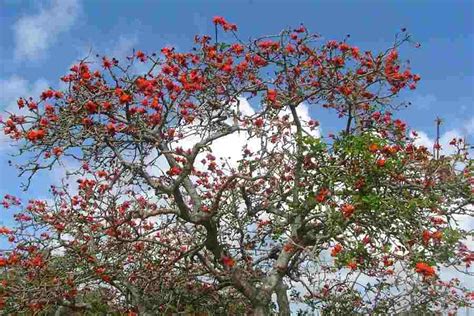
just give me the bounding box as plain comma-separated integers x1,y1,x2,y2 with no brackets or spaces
136,50,147,62
267,89,277,104
341,204,355,218
422,230,443,244
0,227,12,235
26,129,46,142
40,89,62,100
347,261,357,270
376,158,386,167
85,101,98,114
212,16,237,32
368,143,379,153
52,147,63,156
167,166,182,176
415,262,436,277
258,40,280,52
331,244,343,257
255,118,264,128
315,188,330,203
120,93,132,104
102,57,113,69
384,49,420,92
221,255,235,268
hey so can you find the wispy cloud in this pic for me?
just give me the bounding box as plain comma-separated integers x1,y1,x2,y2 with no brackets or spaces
463,117,474,135
108,34,139,60
13,0,81,61
413,116,474,154
0,75,50,150
0,75,49,113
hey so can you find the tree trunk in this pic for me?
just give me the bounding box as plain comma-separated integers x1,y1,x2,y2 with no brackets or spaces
276,281,291,316
252,304,270,316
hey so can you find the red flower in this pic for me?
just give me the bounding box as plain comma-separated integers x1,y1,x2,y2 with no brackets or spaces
220,63,232,73
267,89,277,103
258,40,280,51
212,16,237,32
41,89,54,100
136,50,147,62
422,230,431,244
383,257,394,267
339,43,350,52
415,262,436,277
81,71,91,80
283,243,294,253
106,122,117,135
26,129,46,142
120,93,133,104
252,54,268,67
294,25,306,33
0,227,13,234
212,16,226,24
285,44,296,54
167,166,182,176
85,101,98,113
97,170,108,178
255,118,264,128
221,255,235,268
376,159,386,167
52,147,63,156
17,98,25,109
315,188,330,203
29,254,44,268
371,111,381,121
463,253,474,267
368,143,379,153
341,204,355,218
347,261,357,270
432,231,442,241
231,43,244,55
102,101,112,111
26,101,37,110
102,57,112,69
338,85,352,96
331,244,343,257
101,274,111,282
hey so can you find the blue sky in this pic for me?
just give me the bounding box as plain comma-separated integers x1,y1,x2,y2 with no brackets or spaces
0,0,473,223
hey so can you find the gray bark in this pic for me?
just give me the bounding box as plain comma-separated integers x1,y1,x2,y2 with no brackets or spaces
276,281,291,316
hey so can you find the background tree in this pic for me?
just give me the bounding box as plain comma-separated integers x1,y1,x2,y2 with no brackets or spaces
1,17,473,315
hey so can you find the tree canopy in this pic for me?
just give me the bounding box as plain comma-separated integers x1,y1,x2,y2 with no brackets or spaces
1,17,473,315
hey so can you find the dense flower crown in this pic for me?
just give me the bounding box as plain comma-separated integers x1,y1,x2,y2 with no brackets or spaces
0,17,472,315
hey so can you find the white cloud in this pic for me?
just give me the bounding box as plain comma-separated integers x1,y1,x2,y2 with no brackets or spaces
413,117,474,156
109,35,139,60
0,75,50,151
413,130,434,150
109,35,151,75
413,125,474,298
206,98,257,166
164,99,320,170
0,75,49,113
13,0,81,60
284,103,321,138
463,117,474,135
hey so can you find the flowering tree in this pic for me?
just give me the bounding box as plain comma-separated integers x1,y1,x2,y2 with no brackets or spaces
1,17,473,315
